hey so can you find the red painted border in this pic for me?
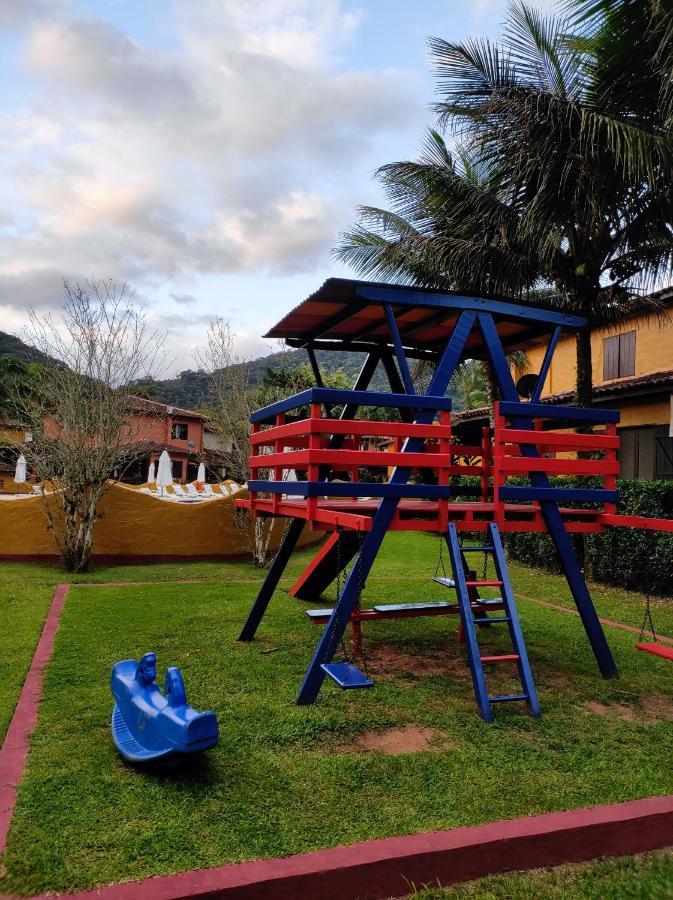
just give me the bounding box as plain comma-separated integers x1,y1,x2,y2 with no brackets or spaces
35,794,673,900
0,583,69,853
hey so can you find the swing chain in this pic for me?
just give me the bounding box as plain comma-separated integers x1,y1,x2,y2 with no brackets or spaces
434,533,447,579
639,593,658,644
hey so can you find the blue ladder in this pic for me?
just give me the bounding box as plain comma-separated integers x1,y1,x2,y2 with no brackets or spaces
446,522,541,722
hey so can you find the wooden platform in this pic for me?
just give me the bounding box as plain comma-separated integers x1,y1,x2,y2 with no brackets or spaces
236,497,608,534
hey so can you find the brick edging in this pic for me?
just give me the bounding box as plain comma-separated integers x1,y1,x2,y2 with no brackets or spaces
33,794,673,899
0,583,70,852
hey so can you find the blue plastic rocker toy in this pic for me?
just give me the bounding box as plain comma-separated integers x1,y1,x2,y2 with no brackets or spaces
111,652,218,763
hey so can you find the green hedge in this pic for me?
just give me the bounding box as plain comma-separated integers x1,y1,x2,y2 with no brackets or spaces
505,478,673,596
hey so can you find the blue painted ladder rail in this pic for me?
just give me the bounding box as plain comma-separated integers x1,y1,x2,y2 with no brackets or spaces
446,523,541,722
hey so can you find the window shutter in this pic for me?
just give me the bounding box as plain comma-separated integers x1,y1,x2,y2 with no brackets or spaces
603,335,619,379
619,429,637,479
618,331,636,377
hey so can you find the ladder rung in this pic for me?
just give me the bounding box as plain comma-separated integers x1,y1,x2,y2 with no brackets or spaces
460,546,493,553
489,693,528,703
472,616,510,624
465,580,503,587
480,653,519,662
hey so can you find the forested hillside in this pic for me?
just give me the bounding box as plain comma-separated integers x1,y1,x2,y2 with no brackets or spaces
0,331,56,366
1,330,461,411
133,347,396,409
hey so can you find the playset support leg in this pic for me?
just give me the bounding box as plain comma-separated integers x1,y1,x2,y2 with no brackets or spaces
478,313,618,679
238,517,305,642
296,311,477,705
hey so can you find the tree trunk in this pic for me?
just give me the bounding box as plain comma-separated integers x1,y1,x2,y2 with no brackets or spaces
481,360,497,427
575,325,593,408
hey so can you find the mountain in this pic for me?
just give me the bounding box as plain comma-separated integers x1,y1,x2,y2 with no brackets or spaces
0,330,462,411
135,348,397,410
0,331,57,367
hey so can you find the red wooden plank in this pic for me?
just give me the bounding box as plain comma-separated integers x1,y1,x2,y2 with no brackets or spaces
501,457,619,475
601,513,673,533
251,418,453,445
480,654,519,662
251,449,458,469
500,429,620,450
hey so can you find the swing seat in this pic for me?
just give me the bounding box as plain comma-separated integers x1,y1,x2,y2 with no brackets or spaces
321,662,374,689
636,642,673,660
373,602,450,613
433,577,455,588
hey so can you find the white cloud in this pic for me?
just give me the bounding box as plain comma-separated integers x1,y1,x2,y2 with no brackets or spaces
0,0,418,327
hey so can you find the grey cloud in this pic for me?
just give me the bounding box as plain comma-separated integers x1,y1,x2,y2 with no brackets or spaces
0,267,70,310
1,1,421,313
170,292,197,306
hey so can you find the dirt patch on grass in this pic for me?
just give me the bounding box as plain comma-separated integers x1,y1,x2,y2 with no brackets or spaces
583,694,673,724
355,725,453,755
584,700,637,722
368,642,465,679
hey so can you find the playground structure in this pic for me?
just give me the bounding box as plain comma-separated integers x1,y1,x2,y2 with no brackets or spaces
236,279,673,721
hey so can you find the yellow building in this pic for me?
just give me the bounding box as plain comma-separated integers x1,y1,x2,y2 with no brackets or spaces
0,415,31,492
450,288,673,479
522,288,673,479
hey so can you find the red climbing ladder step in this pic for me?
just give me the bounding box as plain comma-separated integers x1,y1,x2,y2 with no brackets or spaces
480,654,520,663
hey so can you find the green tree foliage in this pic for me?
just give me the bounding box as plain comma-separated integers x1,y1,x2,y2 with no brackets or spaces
451,360,488,411
0,355,40,423
336,1,673,406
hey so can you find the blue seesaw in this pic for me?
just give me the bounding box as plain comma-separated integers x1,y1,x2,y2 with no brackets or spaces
111,652,218,763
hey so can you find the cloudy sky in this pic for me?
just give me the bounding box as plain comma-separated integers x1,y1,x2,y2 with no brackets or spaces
0,0,551,372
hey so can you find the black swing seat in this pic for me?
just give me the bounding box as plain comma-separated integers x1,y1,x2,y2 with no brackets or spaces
636,642,673,660
321,662,374,688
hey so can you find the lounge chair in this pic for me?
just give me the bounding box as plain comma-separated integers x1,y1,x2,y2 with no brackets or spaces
187,483,200,496
172,484,201,502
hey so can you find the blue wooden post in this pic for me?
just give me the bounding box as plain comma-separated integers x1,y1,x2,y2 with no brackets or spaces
238,517,305,642
295,310,477,705
478,313,618,679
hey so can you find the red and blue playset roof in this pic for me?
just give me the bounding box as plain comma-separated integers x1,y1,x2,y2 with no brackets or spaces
266,278,586,358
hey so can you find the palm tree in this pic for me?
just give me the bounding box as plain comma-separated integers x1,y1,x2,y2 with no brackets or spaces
336,1,673,406
451,360,488,411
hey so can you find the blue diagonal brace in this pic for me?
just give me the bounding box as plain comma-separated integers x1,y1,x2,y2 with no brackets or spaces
295,310,477,705
238,517,305,641
383,303,415,396
478,313,617,679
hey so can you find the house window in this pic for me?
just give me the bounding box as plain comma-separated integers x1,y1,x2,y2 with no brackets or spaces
619,426,656,479
655,425,673,480
171,460,184,480
171,422,188,440
603,331,636,380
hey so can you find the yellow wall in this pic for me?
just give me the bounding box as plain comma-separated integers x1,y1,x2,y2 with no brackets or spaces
0,482,320,561
525,307,673,397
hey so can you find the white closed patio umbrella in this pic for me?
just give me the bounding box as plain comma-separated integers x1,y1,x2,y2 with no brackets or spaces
147,460,156,483
14,454,27,484
156,450,173,497
197,462,206,483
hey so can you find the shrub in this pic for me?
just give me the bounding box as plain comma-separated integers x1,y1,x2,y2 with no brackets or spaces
505,478,673,596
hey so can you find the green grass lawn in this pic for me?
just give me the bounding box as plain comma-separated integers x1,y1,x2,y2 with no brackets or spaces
0,581,54,743
410,848,673,898
2,532,673,896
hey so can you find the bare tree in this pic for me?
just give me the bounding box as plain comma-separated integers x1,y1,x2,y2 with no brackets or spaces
197,318,277,566
15,280,165,572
